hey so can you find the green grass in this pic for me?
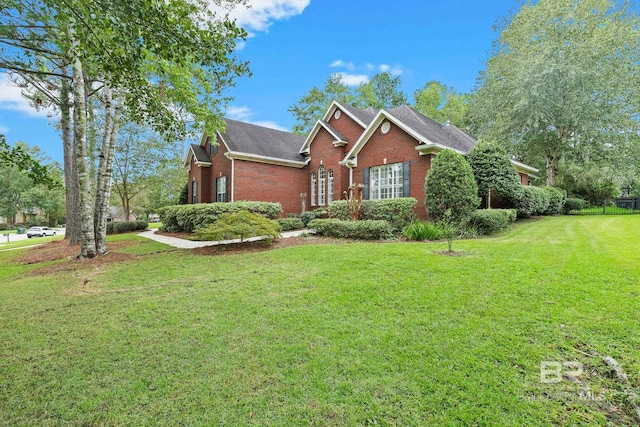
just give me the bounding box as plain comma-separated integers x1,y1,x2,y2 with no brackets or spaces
1,216,639,425
147,222,162,229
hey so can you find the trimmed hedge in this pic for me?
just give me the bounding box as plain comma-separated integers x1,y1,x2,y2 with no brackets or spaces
300,211,316,226
516,186,550,218
158,201,283,232
277,217,305,231
106,221,148,234
563,197,587,214
328,198,417,232
308,219,393,240
469,209,514,236
542,186,565,215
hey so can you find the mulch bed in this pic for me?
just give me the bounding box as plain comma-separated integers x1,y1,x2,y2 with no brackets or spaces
191,236,349,256
16,240,137,277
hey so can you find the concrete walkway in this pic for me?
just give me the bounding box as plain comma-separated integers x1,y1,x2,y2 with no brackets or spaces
137,229,310,249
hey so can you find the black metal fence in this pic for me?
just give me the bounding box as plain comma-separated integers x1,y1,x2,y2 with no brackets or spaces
571,197,640,215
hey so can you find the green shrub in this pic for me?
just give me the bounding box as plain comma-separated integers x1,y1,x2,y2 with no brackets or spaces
516,186,550,218
277,217,305,231
469,209,510,236
402,221,443,241
542,186,565,215
286,213,300,218
329,198,417,232
106,221,148,234
467,141,524,207
563,197,587,214
194,210,281,243
361,198,417,232
327,201,350,220
158,201,283,232
300,211,316,226
425,149,480,224
308,219,393,240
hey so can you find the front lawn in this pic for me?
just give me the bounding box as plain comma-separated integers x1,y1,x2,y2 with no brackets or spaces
0,216,638,425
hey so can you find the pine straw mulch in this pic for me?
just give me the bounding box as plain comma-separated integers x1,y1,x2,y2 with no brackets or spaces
16,240,136,277
191,235,352,256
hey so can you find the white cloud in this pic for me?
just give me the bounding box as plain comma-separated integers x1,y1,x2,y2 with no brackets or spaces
225,105,287,131
333,72,369,86
0,73,56,118
0,124,8,134
226,105,253,121
330,60,354,71
213,0,310,33
379,64,403,76
329,61,405,83
251,120,287,131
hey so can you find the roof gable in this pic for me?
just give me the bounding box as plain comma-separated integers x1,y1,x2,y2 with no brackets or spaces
300,120,348,154
342,106,480,165
183,143,211,167
322,100,379,129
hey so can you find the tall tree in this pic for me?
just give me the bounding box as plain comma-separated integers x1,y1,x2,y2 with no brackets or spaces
414,81,469,127
469,0,640,186
356,72,407,110
288,74,355,134
1,0,249,257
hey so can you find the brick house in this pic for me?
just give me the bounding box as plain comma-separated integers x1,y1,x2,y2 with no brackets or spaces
185,101,538,217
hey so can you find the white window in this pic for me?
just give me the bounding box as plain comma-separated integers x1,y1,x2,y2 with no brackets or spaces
216,176,227,202
310,172,317,207
370,163,403,200
318,166,326,206
327,169,334,205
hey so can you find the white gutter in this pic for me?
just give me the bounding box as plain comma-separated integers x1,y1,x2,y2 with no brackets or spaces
225,151,309,168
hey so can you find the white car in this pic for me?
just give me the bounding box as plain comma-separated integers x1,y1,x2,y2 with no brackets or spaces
26,227,57,238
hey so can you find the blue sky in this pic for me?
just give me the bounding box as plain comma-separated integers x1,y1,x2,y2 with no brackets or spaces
0,0,517,164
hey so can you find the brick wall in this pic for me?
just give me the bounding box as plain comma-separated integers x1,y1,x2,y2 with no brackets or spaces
307,127,349,206
327,108,367,152
187,159,211,204
354,120,431,218
234,160,308,216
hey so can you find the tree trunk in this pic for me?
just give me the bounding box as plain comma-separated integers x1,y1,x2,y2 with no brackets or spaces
487,188,492,209
60,78,81,245
69,26,96,258
545,151,558,187
95,86,122,254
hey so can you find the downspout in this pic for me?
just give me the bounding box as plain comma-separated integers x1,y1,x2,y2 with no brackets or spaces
230,158,235,202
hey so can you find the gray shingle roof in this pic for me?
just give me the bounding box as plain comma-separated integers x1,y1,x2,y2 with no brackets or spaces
321,120,347,141
189,143,211,163
387,106,477,154
337,102,379,127
219,118,306,162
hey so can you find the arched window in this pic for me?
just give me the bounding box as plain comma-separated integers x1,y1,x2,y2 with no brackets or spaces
310,172,317,207
327,169,334,205
318,166,326,207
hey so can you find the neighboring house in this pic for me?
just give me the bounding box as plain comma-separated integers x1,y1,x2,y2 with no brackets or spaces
0,211,34,225
108,207,137,222
185,101,538,218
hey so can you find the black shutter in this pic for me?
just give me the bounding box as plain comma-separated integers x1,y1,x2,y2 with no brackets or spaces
224,177,229,202
363,168,370,200
403,162,411,197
